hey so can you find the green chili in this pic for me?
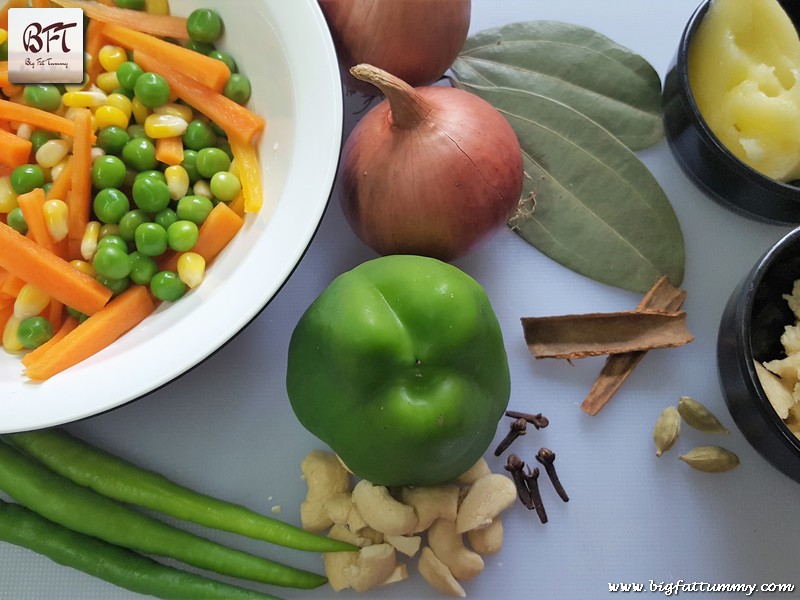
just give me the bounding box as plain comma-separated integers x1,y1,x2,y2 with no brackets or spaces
0,441,326,590
0,499,282,600
3,429,354,553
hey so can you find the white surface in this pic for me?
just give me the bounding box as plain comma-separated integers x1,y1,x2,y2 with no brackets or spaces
3,1,800,599
0,0,342,433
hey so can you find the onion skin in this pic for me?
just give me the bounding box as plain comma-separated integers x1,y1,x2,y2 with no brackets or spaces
318,0,471,95
339,65,524,262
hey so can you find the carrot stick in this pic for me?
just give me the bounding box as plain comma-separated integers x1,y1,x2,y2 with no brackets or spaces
229,137,263,213
0,62,9,87
46,298,64,329
17,187,59,255
105,25,228,92
0,301,13,334
50,0,188,40
227,192,245,217
134,51,264,144
85,19,107,85
159,202,243,272
67,109,92,253
0,222,112,315
0,128,32,168
0,0,26,30
25,285,156,381
31,0,51,7
1,274,24,297
21,314,77,368
0,99,85,139
155,135,183,166
46,156,74,201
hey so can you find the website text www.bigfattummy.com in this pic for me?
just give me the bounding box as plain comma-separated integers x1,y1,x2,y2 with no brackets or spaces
607,580,795,596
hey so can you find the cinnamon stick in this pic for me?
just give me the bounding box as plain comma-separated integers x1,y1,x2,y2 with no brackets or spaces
521,310,692,360
581,276,687,416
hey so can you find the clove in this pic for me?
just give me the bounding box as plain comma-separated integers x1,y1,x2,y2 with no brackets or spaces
523,465,548,524
536,447,569,502
494,417,527,456
504,453,533,509
504,410,549,429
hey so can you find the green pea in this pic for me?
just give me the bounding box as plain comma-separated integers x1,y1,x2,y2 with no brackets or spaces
97,234,129,253
114,0,144,8
209,171,241,202
93,245,132,280
195,147,231,179
97,274,131,296
116,61,143,91
132,177,170,213
29,130,59,154
134,169,166,184
182,120,216,151
134,222,168,256
181,149,201,183
118,209,150,241
150,270,186,302
7,207,27,235
96,126,130,155
184,39,215,54
91,155,127,190
23,84,62,112
166,220,198,252
93,188,130,224
217,141,232,160
134,72,170,109
176,195,213,225
122,137,157,172
66,306,89,323
128,251,158,285
10,164,45,194
187,9,224,44
154,207,178,230
223,73,251,105
111,86,135,99
17,316,53,349
207,50,236,73
126,124,150,141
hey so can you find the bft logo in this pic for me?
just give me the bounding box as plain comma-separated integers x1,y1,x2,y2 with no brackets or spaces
8,8,84,84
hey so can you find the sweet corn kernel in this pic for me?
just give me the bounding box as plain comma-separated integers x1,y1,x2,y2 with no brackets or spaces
15,123,33,140
0,175,18,213
165,165,190,200
145,0,170,15
154,103,193,123
43,199,69,242
3,316,24,353
64,74,89,93
99,223,120,238
131,97,150,125
177,252,205,289
14,284,50,320
0,29,8,45
106,93,133,119
98,45,127,72
50,158,69,182
91,147,106,161
96,71,121,94
144,113,188,139
193,180,213,199
81,221,101,261
95,105,129,130
35,139,71,169
63,90,107,108
70,259,95,276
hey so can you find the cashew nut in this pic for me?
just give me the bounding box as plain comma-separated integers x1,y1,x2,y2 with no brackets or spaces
428,518,485,580
351,480,418,536
323,525,360,592
467,517,504,555
457,457,492,484
418,547,467,598
343,543,397,592
400,483,460,532
381,563,409,587
300,450,351,532
384,533,422,558
455,473,516,533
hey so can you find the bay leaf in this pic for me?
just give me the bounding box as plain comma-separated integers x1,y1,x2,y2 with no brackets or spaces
451,21,663,151
451,82,684,293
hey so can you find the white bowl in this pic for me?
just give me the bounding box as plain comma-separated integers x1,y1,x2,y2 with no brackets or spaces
0,0,343,433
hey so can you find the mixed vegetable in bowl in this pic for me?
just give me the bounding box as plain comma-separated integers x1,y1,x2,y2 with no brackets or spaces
0,0,264,381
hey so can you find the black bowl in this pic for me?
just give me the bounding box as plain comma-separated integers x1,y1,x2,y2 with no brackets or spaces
663,0,800,224
718,226,800,482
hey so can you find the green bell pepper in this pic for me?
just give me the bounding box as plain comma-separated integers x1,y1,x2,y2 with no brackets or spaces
286,255,511,487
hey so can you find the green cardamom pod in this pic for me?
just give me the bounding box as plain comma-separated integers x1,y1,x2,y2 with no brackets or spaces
679,446,740,472
677,396,730,434
653,405,681,457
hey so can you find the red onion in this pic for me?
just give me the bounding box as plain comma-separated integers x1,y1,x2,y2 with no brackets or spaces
339,64,524,262
319,0,471,95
